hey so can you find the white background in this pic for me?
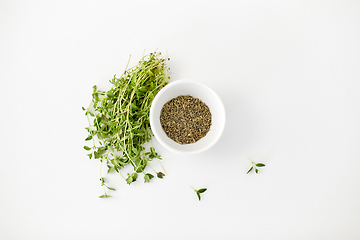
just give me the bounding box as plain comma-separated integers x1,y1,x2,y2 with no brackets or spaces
1,0,360,239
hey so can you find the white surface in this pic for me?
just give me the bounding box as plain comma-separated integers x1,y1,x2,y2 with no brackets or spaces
150,79,226,154
1,0,360,239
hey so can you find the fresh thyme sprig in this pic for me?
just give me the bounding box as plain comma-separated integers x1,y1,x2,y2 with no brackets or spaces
83,52,171,198
191,187,207,201
246,158,265,174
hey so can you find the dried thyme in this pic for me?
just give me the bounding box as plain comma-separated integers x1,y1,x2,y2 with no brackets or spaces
160,95,212,144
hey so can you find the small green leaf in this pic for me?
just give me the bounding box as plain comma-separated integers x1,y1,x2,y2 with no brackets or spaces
246,166,253,174
107,166,115,173
85,135,93,141
94,151,100,159
135,166,144,173
255,168,259,174
139,86,147,92
106,186,116,191
144,174,151,183
126,176,133,185
157,172,165,179
132,147,139,155
146,173,154,179
82,106,86,111
197,192,201,201
95,116,101,125
99,194,112,198
149,147,158,159
100,177,105,186
131,103,139,110
131,172,138,181
136,90,144,97
87,153,92,159
97,148,106,155
107,121,117,127
107,91,115,98
256,163,265,167
197,188,207,193
84,146,91,151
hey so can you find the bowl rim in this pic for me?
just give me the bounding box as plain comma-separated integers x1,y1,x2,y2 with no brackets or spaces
149,79,226,155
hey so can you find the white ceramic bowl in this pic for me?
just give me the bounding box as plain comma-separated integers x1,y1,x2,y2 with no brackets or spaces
150,79,226,155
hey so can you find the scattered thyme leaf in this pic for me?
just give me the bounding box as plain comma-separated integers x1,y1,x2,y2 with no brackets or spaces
197,192,201,201
256,163,265,167
246,158,266,174
197,188,207,193
246,166,253,174
191,187,207,201
156,172,165,179
99,194,112,198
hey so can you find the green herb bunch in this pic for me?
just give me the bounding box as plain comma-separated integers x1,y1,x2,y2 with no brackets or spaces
83,52,170,198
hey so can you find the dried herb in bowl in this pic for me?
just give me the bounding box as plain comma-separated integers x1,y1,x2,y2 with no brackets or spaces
160,95,212,144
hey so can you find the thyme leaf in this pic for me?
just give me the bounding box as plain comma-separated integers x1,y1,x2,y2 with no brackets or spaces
191,187,207,201
246,158,266,174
